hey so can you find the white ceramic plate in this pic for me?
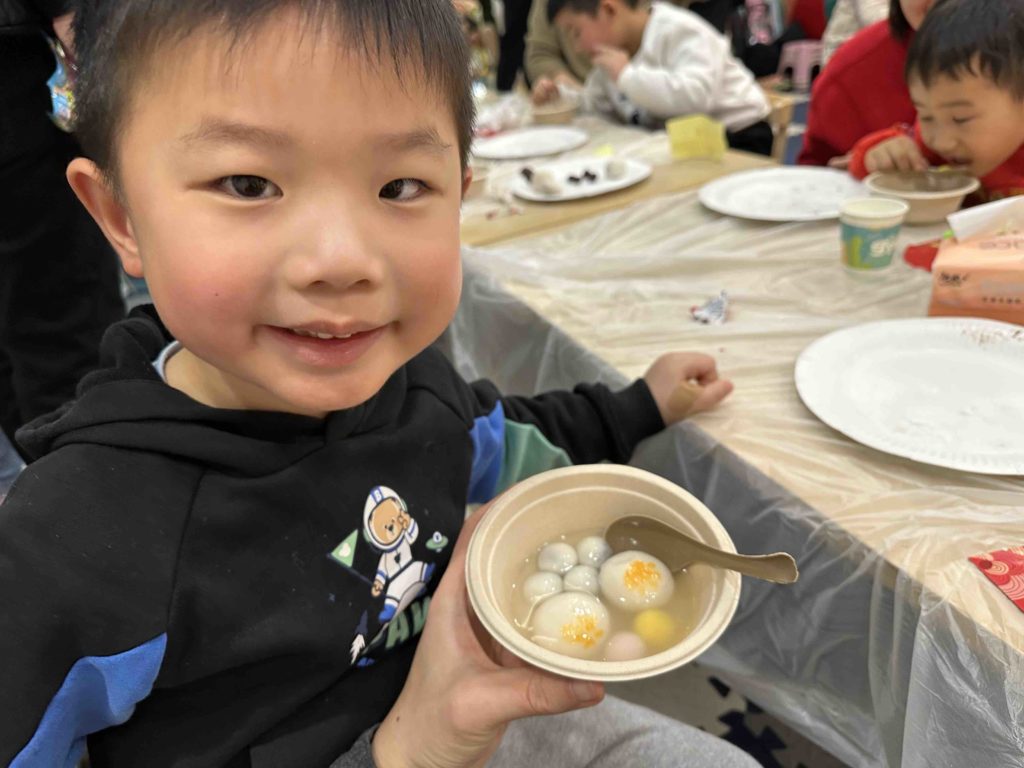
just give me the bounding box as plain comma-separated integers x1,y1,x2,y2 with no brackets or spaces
699,167,866,222
511,158,652,202
472,126,589,161
795,318,1024,475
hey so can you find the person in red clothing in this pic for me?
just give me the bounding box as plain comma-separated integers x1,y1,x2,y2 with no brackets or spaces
798,0,936,166
849,0,1024,203
788,0,827,39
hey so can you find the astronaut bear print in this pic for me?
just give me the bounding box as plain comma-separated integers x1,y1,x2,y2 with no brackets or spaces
363,486,435,622
330,485,449,667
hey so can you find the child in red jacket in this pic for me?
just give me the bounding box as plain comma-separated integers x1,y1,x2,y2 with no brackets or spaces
849,0,1024,203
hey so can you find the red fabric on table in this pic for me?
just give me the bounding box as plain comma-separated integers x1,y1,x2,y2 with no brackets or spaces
969,547,1024,614
903,241,940,271
798,21,915,166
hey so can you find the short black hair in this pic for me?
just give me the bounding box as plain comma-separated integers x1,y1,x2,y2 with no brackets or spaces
72,0,475,182
546,0,641,24
888,0,912,40
905,0,1024,99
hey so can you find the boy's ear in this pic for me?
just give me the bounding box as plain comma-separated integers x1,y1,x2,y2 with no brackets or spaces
66,158,144,278
461,165,474,200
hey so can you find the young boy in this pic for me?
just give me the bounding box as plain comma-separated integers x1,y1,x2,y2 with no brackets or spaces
536,0,773,155
849,0,1024,201
0,2,756,767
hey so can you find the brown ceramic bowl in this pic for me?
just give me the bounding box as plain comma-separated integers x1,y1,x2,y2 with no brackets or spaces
465,465,741,682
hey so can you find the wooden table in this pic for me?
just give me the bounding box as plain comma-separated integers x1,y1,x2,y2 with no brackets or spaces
461,114,775,246
462,150,774,246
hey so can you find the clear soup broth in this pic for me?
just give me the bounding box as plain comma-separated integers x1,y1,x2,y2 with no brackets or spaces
510,526,713,663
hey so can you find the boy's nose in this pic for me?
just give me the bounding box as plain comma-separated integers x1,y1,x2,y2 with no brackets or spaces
930,129,959,155
285,217,386,291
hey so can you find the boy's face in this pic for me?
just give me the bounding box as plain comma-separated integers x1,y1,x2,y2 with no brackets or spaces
83,11,467,417
910,70,1024,178
555,3,625,57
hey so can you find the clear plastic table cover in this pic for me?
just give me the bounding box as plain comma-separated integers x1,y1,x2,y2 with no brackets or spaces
447,194,1024,766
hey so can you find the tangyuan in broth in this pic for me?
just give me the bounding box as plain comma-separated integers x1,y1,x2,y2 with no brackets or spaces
522,571,563,604
537,542,578,574
598,551,674,610
563,565,599,595
514,530,695,663
531,591,610,659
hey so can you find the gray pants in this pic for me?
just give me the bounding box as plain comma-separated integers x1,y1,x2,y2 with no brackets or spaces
489,695,760,768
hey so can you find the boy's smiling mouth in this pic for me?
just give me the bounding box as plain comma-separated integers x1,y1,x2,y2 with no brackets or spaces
266,323,389,367
284,321,381,340
292,329,355,340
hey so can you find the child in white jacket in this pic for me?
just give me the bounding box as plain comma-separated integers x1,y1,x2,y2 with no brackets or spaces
538,0,772,154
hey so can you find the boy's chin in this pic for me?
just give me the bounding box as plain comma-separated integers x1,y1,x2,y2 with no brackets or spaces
284,383,387,417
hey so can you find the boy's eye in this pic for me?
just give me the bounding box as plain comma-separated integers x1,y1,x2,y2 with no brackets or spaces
952,117,974,125
380,178,427,202
217,175,280,200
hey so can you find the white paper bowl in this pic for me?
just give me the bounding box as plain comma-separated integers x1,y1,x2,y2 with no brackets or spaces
465,465,741,682
865,171,980,224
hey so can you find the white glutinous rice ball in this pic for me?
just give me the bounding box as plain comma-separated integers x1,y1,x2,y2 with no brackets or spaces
576,536,612,568
538,542,578,574
531,169,562,196
598,550,674,611
531,591,610,659
604,631,648,662
522,571,563,604
563,565,599,595
606,158,628,180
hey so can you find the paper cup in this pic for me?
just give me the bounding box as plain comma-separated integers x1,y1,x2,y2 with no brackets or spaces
465,465,741,682
840,197,909,272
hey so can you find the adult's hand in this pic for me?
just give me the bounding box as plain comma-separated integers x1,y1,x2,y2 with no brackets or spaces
372,505,605,768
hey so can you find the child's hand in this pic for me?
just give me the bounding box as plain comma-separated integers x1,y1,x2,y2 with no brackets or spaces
827,152,851,170
643,352,733,425
593,45,630,82
864,136,928,173
532,76,560,105
372,506,604,768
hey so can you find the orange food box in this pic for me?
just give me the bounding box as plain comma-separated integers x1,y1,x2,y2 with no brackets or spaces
928,232,1024,325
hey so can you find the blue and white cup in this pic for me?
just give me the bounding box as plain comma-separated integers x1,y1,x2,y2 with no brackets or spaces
840,197,910,273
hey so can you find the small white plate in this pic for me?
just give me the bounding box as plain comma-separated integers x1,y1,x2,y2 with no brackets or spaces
511,158,652,202
699,167,866,222
795,318,1024,475
473,127,589,161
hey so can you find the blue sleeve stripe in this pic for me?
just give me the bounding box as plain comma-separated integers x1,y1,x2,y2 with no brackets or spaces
467,402,506,505
12,633,167,768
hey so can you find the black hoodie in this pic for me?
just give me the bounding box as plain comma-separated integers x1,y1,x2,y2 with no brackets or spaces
0,308,664,768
